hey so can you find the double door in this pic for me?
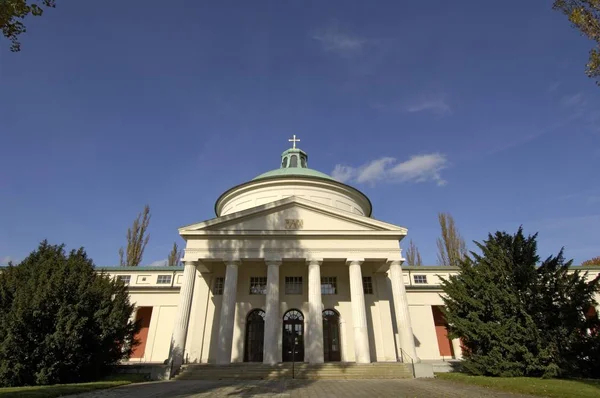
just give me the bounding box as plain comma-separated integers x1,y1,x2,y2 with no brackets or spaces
282,310,304,362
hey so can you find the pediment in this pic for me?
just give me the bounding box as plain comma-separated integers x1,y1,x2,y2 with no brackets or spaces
180,197,406,235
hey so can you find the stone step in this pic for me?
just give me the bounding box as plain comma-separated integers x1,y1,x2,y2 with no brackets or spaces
176,363,414,380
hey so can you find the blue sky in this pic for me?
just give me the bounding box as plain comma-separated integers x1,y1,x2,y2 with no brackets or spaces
1,0,599,267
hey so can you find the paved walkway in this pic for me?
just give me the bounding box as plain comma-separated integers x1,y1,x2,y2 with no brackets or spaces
71,379,537,398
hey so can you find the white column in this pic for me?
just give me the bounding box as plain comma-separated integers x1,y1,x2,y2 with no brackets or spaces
388,260,419,363
451,338,463,360
169,261,197,370
339,319,347,362
307,259,324,363
216,260,240,364
348,259,371,363
263,259,281,364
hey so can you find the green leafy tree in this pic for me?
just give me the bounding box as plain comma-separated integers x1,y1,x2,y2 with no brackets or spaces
119,205,151,267
554,0,600,85
0,241,138,387
0,0,55,52
167,242,182,267
441,228,600,378
404,239,423,266
582,255,600,265
436,212,466,266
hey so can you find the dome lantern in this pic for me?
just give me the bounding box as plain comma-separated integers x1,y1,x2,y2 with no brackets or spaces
280,134,308,169
252,135,334,181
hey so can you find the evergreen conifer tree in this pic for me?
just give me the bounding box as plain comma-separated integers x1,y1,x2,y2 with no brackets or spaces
0,241,138,387
441,228,600,378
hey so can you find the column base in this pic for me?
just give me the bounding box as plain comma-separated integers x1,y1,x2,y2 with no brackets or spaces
354,327,371,364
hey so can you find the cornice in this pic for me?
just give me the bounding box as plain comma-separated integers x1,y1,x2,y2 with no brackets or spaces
180,196,406,235
214,176,372,217
181,230,406,237
96,266,184,272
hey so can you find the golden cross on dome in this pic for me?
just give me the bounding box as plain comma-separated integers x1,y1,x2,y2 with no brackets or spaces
288,134,300,149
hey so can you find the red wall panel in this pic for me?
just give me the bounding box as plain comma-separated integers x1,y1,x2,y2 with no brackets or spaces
131,307,153,359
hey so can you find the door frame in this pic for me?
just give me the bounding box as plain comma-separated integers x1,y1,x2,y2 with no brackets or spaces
282,309,305,362
244,309,265,362
323,309,342,362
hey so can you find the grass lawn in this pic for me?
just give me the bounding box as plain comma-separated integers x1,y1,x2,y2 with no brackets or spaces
0,374,150,398
436,372,600,398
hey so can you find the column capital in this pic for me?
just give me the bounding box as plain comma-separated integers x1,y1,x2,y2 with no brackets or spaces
346,258,364,266
387,259,403,267
223,259,241,267
183,260,197,267
264,259,282,267
306,258,323,266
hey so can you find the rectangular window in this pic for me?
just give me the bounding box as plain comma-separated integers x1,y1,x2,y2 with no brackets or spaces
321,277,337,295
117,275,131,284
157,275,172,284
249,277,267,295
285,276,303,295
413,275,428,284
363,276,373,294
214,277,224,295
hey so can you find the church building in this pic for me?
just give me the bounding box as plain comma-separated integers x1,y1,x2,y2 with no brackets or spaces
102,138,477,374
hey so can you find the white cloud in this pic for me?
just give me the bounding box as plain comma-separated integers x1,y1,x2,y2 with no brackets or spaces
355,157,395,184
147,259,168,267
532,214,600,231
547,81,561,93
561,92,585,108
556,190,600,205
0,256,13,265
406,94,451,115
312,24,367,56
390,154,448,185
331,164,356,183
332,153,448,186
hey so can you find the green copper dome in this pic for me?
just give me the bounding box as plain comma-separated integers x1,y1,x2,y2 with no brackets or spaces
252,137,334,181
253,167,334,181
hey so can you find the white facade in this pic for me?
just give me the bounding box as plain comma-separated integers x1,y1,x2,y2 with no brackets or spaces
101,144,600,373
106,265,463,365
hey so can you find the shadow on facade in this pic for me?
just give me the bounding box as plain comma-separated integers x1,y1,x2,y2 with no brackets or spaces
199,202,308,366
385,277,420,353
177,196,413,382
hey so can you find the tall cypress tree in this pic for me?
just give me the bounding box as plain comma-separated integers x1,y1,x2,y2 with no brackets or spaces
441,228,600,378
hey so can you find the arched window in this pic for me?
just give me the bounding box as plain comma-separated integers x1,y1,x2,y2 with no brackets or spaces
300,156,307,168
290,155,298,167
244,309,265,362
282,157,288,168
283,309,304,321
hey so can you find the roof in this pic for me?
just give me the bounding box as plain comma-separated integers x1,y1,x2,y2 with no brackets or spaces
181,195,405,234
95,266,184,272
252,167,334,181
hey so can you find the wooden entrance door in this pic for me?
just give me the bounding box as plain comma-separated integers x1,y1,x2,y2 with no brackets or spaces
244,309,265,362
323,309,341,362
282,310,304,362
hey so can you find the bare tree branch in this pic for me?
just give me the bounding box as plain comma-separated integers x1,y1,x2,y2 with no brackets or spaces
436,212,466,266
167,242,183,267
582,255,600,266
119,205,151,267
404,239,423,266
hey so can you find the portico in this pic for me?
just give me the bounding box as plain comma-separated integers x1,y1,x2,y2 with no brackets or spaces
160,139,425,376
170,255,418,369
